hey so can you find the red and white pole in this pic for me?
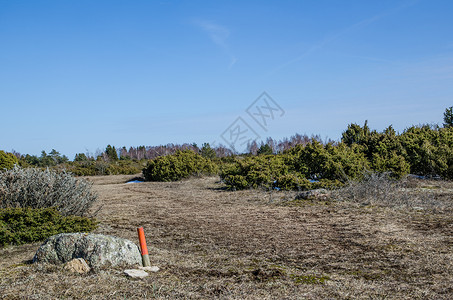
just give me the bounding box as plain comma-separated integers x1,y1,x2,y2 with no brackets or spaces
137,227,151,267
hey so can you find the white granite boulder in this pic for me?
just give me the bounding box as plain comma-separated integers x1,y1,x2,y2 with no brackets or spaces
33,233,141,268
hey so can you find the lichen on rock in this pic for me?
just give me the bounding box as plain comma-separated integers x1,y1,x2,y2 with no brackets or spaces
33,233,141,269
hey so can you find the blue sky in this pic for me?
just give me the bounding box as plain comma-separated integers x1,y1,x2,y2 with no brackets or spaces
1,0,452,158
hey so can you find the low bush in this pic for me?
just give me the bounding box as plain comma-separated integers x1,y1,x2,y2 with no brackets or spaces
400,125,453,179
60,160,144,176
220,155,295,190
221,142,366,191
0,166,97,216
274,174,312,191
287,141,369,182
0,207,97,247
106,160,143,175
370,151,410,179
0,151,18,170
143,150,218,181
341,122,453,179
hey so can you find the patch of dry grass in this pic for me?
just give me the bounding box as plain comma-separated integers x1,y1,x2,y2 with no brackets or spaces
1,175,452,299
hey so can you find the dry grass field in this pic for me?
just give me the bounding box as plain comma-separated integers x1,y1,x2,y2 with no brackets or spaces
1,174,453,299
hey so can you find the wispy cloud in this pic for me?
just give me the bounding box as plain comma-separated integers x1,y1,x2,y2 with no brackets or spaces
194,20,237,69
196,21,229,48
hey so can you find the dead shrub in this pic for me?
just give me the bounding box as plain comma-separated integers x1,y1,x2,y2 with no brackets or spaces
0,166,97,216
333,172,448,210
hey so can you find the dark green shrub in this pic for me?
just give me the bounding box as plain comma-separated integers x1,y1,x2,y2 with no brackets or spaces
74,153,89,162
221,144,362,191
370,152,410,179
221,174,250,190
322,143,369,181
341,123,416,179
105,145,118,161
341,122,453,179
311,179,344,190
64,161,98,176
220,155,294,190
257,144,273,155
399,125,453,178
360,126,410,179
274,174,312,190
287,141,369,182
0,207,97,247
0,151,18,170
62,159,143,176
444,106,453,128
0,166,97,216
200,143,216,160
143,150,218,181
341,121,371,146
106,160,143,175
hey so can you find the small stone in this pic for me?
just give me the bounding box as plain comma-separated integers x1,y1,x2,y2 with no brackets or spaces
139,266,160,272
124,269,149,278
296,189,330,200
64,258,90,274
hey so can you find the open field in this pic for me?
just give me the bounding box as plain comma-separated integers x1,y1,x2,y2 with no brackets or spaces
1,175,453,299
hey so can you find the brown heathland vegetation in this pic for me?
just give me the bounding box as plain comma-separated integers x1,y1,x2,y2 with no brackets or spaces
1,175,452,299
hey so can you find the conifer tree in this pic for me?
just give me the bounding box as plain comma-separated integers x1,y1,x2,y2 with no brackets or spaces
444,106,453,128
105,145,118,161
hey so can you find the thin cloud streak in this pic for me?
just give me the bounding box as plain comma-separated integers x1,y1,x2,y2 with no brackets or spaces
196,21,230,48
194,20,237,69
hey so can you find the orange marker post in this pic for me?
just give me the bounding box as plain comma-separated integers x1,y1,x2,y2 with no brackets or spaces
137,227,151,267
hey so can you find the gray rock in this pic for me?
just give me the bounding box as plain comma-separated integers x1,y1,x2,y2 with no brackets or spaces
124,269,149,278
139,266,160,272
296,189,330,200
33,233,141,268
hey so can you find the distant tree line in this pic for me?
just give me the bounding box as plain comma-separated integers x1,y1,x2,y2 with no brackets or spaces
1,106,452,180
14,149,69,168
246,134,331,155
